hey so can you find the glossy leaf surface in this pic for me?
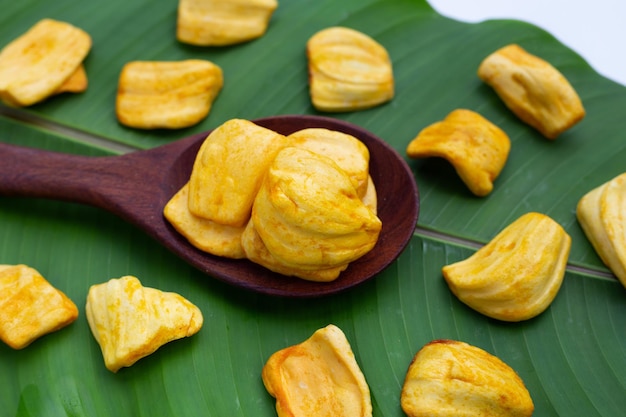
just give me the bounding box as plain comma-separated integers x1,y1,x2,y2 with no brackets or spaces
1,1,625,416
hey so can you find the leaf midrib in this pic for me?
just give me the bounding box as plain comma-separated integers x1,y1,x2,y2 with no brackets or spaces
2,105,617,284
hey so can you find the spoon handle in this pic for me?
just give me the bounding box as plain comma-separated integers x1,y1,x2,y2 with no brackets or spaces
0,142,135,210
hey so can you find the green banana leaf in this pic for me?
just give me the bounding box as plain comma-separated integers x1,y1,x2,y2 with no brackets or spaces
1,0,624,416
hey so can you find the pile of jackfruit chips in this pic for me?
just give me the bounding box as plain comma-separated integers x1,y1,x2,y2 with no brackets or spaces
163,118,382,282
0,1,395,129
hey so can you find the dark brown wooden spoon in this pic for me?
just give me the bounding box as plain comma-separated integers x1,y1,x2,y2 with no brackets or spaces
0,115,419,297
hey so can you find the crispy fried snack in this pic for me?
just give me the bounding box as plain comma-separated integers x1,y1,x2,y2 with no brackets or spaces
241,218,350,282
288,128,371,197
577,173,626,288
164,119,381,281
0,265,78,349
262,324,372,417
361,175,378,214
187,119,290,227
177,0,278,46
54,65,89,95
442,212,570,321
307,27,394,112
245,147,381,279
401,339,534,417
115,60,223,129
406,109,510,197
0,19,91,107
478,44,585,139
164,183,246,258
85,276,203,372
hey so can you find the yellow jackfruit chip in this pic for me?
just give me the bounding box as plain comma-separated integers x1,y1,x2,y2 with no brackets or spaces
0,264,78,349
116,60,223,129
163,183,246,259
406,109,511,197
85,275,203,372
54,64,88,95
478,44,585,139
307,26,394,112
0,18,91,107
361,175,378,214
177,0,278,46
442,212,570,321
251,147,381,274
262,324,372,417
288,128,371,197
241,219,349,282
164,119,380,281
576,172,626,288
187,119,290,227
401,339,534,417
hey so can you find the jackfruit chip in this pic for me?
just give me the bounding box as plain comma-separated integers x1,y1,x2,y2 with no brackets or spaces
85,276,203,372
478,44,585,139
442,212,570,321
307,26,394,112
164,183,246,259
288,128,371,197
54,64,88,95
177,0,278,46
187,119,290,226
0,18,91,107
262,324,372,417
241,218,349,282
251,147,381,273
361,175,378,214
576,172,626,288
0,264,78,349
401,339,534,417
116,59,223,129
406,109,510,197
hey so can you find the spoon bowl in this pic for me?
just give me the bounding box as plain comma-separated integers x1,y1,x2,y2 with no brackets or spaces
0,115,419,297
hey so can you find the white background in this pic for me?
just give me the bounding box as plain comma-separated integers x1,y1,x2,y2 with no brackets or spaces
428,0,625,86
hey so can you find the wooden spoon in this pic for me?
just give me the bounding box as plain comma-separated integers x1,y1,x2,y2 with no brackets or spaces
0,115,419,297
